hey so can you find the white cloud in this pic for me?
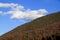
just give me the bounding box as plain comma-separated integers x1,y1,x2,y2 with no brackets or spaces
0,3,24,10
0,3,17,7
0,3,48,20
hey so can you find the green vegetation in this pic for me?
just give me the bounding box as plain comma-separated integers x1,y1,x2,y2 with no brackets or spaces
24,12,60,30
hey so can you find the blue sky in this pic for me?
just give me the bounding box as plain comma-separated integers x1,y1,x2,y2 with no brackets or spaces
0,0,60,35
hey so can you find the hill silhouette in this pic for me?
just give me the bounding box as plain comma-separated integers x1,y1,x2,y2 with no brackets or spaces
0,12,60,40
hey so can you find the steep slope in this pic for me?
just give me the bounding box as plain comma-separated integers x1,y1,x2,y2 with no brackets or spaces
0,12,60,40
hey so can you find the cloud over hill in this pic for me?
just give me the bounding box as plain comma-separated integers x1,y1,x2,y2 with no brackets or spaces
0,3,48,20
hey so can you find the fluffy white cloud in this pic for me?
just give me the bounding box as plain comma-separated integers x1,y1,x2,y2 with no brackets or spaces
0,3,48,20
0,3,17,8
0,3,24,10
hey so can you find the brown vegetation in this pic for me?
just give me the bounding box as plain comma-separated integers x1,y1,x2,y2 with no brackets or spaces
0,12,60,40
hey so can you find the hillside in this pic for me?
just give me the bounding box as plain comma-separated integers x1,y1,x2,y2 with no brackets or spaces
0,12,60,40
